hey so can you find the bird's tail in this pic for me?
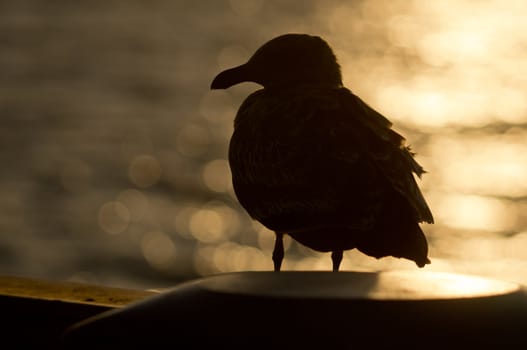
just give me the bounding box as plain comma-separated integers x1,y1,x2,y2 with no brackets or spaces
355,222,430,268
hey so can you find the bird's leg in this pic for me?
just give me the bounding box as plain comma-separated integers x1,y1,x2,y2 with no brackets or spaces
272,232,284,272
331,250,343,272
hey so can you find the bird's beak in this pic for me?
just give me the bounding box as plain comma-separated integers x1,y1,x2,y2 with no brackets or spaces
210,64,251,90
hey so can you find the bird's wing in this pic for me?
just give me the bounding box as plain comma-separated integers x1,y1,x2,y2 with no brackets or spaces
230,89,378,230
332,88,434,224
229,87,433,232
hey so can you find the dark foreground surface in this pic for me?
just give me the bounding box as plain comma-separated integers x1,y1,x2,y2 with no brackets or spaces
62,271,527,348
0,274,156,348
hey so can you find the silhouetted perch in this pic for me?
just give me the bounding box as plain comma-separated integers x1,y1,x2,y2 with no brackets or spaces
62,271,527,348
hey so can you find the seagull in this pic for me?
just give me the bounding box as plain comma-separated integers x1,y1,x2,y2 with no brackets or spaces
211,34,433,271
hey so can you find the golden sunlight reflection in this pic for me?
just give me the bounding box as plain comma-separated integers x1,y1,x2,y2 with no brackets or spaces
189,203,240,244
213,242,268,272
128,155,162,188
60,159,92,193
199,91,236,125
189,209,226,243
328,1,527,129
371,271,518,299
117,189,149,221
193,245,216,275
176,123,210,158
229,0,263,17
141,231,177,270
202,159,232,193
98,201,130,235
293,256,332,271
431,193,516,232
256,226,292,253
173,206,199,240
427,134,527,197
217,45,250,71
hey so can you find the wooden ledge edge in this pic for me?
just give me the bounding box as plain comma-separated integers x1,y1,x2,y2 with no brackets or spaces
0,274,158,308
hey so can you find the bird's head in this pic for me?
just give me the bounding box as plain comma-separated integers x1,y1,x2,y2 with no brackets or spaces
211,34,342,90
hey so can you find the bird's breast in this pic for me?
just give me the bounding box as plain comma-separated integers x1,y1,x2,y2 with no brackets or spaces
229,88,345,186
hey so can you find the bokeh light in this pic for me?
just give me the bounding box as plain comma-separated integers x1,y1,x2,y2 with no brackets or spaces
199,91,236,125
189,202,240,244
217,45,250,71
202,159,232,193
431,193,517,232
60,159,93,193
128,155,162,188
141,231,177,270
190,209,227,244
256,226,292,253
427,133,527,197
229,0,263,17
176,123,210,158
98,201,130,235
117,189,149,221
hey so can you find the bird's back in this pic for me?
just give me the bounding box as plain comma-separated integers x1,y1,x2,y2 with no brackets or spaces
229,87,432,265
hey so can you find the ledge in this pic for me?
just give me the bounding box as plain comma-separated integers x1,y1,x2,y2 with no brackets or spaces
0,274,157,347
63,271,527,348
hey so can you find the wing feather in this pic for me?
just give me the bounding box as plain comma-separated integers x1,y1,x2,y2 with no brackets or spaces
337,89,434,223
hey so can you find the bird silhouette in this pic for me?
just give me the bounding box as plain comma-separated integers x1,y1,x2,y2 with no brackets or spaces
211,34,433,271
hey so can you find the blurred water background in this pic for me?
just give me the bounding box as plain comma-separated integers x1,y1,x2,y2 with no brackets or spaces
1,0,526,290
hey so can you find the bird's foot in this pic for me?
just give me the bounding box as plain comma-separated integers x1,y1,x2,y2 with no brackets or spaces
273,232,284,272
331,250,343,271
